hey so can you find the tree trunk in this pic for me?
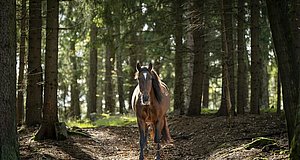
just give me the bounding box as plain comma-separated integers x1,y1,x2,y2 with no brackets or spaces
250,0,261,114
260,7,271,109
0,0,19,158
115,5,125,114
266,0,300,158
88,11,98,118
260,57,269,108
217,0,234,116
187,0,205,116
17,0,27,125
237,0,248,115
173,0,185,115
70,40,80,119
104,2,115,115
202,59,209,109
128,34,138,111
218,10,228,116
35,0,61,140
223,0,236,114
276,71,281,114
26,0,42,126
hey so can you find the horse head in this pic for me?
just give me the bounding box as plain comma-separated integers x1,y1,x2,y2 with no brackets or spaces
136,62,153,106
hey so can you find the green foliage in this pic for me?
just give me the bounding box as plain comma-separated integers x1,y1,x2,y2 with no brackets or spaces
66,114,137,128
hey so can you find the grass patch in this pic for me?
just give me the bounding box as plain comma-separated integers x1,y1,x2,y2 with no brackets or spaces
66,120,95,128
94,114,137,126
261,107,277,113
202,108,218,114
66,114,137,128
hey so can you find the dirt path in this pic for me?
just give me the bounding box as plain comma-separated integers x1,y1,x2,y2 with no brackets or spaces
20,113,289,160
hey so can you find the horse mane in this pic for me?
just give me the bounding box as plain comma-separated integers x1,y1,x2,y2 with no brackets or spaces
151,70,163,103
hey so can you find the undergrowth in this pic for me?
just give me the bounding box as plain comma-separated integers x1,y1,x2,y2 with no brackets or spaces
66,114,137,128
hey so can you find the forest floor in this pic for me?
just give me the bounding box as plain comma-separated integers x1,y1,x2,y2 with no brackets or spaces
20,113,289,160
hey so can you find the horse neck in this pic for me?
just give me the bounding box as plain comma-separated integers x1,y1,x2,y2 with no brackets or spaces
150,81,162,104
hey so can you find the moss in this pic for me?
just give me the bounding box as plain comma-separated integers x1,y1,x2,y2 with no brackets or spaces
245,137,276,150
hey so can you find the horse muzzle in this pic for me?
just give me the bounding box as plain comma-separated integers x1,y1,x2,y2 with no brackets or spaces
141,94,150,106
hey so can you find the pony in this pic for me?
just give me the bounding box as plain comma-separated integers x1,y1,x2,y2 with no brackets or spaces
131,62,172,160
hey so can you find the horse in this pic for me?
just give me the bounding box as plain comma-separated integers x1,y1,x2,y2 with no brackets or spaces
131,62,172,160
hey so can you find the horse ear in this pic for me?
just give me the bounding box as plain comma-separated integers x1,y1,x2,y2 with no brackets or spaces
148,63,153,71
136,62,141,71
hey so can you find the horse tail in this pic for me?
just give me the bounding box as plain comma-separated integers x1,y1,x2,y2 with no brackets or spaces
161,116,172,144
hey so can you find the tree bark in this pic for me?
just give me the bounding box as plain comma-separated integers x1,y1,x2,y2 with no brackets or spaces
250,0,261,114
88,9,98,118
202,59,209,109
217,0,234,116
0,0,19,158
173,0,185,115
237,0,248,114
115,4,125,114
26,0,42,126
104,2,115,115
17,0,27,125
70,40,80,119
266,0,300,158
224,0,235,114
260,7,271,109
276,71,281,114
187,0,205,116
35,0,60,140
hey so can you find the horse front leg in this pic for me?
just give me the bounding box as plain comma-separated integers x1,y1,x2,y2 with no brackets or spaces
154,120,164,160
138,119,146,160
144,124,149,153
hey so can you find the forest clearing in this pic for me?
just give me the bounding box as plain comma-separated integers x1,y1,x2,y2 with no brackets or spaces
20,113,288,160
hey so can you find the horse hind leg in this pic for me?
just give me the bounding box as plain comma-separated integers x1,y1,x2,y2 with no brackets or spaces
154,120,164,160
161,116,172,143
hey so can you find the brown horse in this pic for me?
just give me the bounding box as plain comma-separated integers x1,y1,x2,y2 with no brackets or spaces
131,63,172,160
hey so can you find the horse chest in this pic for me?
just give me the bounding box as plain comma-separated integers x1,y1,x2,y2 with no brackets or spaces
142,105,158,123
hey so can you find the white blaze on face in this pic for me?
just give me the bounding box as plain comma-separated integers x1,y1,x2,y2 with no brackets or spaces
143,72,147,79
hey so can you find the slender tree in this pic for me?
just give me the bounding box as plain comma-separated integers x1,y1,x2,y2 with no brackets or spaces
66,1,81,120
187,0,205,116
217,0,235,116
114,1,126,114
0,0,19,158
70,39,80,119
103,1,115,115
35,0,60,140
17,0,27,125
260,4,270,109
250,0,261,114
26,0,43,126
87,0,98,118
173,0,185,115
237,0,248,114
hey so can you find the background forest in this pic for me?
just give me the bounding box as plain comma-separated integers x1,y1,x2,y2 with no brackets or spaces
0,0,300,159
16,0,280,121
